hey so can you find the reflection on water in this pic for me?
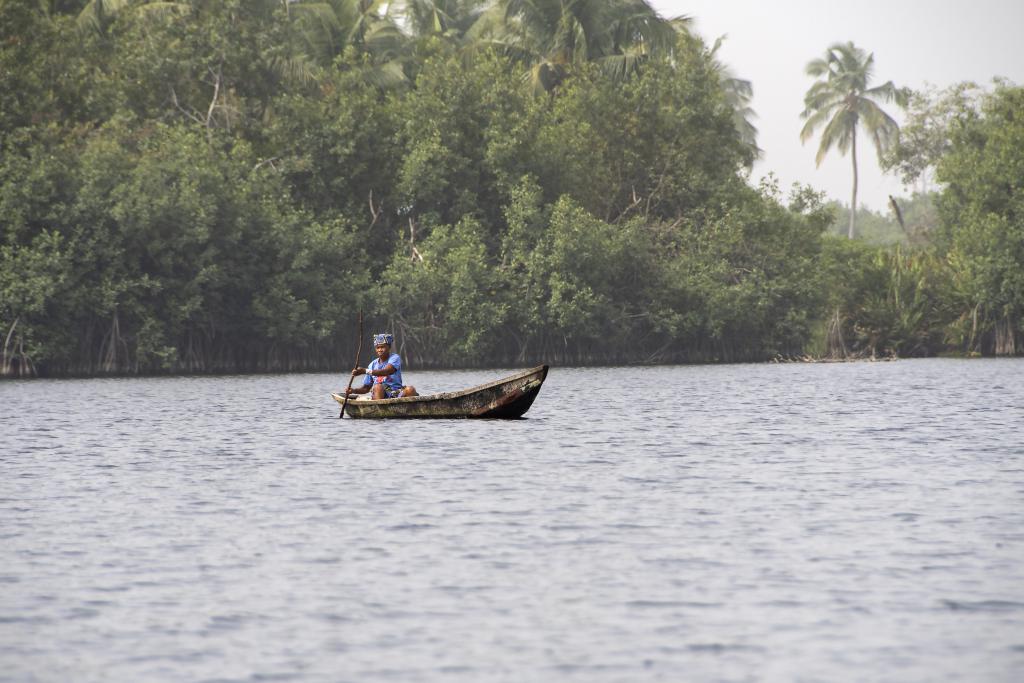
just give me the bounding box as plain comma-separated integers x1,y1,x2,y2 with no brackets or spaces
2,359,1023,682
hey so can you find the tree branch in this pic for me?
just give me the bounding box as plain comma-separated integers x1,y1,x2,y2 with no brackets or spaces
170,87,204,126
368,189,381,229
205,64,222,138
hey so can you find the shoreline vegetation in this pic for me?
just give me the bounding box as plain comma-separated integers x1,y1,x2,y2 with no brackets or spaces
2,1,1021,380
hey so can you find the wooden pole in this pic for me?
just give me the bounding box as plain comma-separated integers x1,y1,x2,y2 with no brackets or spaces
339,310,363,418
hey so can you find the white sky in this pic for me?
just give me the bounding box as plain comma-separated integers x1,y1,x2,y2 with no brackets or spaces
649,0,1024,212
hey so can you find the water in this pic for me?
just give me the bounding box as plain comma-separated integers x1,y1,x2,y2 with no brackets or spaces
2,359,1023,682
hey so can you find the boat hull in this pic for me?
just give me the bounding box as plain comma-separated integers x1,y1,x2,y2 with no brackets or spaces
332,365,548,419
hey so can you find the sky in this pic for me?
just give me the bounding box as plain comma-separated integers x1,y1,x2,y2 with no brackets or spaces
648,0,1024,212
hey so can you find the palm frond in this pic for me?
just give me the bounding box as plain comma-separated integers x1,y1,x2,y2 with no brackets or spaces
361,59,409,89
289,0,373,64
802,81,844,112
800,107,833,144
805,56,830,78
863,79,901,102
597,52,646,81
707,33,759,154
814,110,854,166
363,22,408,60
291,2,345,32
485,0,678,93
268,54,322,86
667,15,693,34
858,99,901,159
75,0,131,34
606,0,679,55
464,3,507,41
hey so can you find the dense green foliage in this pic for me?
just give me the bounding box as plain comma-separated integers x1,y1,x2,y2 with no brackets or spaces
1,2,1020,376
936,83,1024,355
823,82,1024,358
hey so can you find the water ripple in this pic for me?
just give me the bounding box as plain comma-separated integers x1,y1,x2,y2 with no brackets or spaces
1,359,1023,682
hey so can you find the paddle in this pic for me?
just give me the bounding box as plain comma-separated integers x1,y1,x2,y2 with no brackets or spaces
339,310,363,419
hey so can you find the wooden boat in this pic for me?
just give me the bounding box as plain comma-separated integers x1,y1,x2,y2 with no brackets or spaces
331,365,548,419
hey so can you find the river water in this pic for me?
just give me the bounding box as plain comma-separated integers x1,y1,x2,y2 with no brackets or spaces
2,359,1023,682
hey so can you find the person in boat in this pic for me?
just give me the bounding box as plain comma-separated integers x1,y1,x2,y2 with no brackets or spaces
343,333,418,400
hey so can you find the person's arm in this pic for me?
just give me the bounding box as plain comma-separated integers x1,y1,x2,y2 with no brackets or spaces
349,365,375,393
362,364,396,377
380,353,401,377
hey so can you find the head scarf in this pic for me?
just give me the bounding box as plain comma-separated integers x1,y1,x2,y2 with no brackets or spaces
372,333,394,346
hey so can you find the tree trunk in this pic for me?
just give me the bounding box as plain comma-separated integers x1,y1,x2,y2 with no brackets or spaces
968,303,980,354
995,314,1017,356
826,308,848,358
2,316,17,377
849,127,858,239
100,311,121,373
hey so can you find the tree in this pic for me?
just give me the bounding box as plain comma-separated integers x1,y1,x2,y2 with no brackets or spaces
708,35,759,163
800,41,906,239
8,0,940,375
75,0,183,36
398,0,487,41
531,35,750,222
882,81,985,193
0,231,68,376
937,84,1024,356
288,0,411,88
472,0,684,93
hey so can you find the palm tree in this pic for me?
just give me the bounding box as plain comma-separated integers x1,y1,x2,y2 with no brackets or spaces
288,0,410,88
471,0,684,94
709,35,759,164
397,0,487,41
800,41,906,239
76,0,189,36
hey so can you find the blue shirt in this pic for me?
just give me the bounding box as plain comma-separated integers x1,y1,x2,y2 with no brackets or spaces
363,353,403,391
